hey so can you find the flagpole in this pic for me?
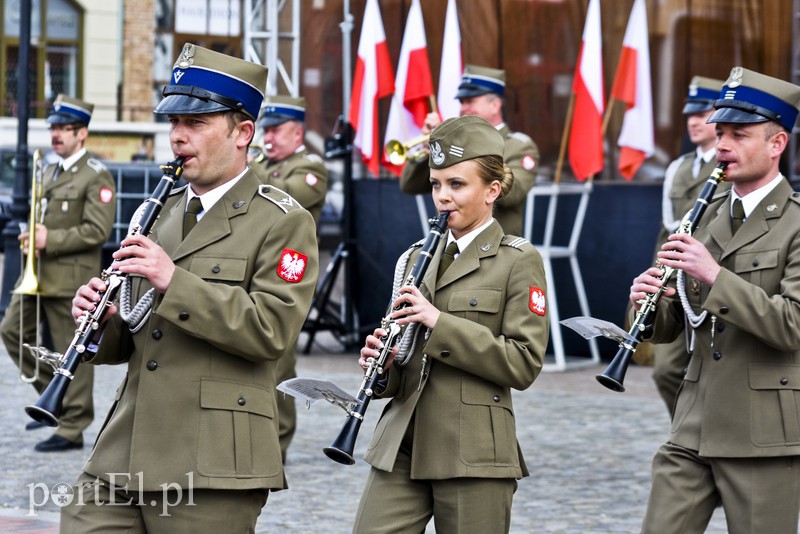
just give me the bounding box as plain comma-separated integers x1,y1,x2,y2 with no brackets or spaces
553,92,576,185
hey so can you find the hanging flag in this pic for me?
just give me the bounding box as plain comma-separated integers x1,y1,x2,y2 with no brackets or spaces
437,0,462,120
349,0,395,176
384,0,435,176
610,0,654,180
568,0,604,181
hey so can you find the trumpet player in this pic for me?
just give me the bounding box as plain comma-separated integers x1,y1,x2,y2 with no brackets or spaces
0,94,116,452
252,95,329,463
354,116,548,533
398,65,539,236
630,68,800,534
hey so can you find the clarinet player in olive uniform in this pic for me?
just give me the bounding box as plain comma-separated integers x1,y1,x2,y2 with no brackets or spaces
251,95,328,462
63,44,318,532
0,94,116,452
650,76,729,417
354,115,548,533
631,67,800,533
399,65,539,236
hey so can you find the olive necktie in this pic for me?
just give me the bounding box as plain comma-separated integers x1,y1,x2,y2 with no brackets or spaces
731,198,745,234
437,241,459,280
183,197,203,239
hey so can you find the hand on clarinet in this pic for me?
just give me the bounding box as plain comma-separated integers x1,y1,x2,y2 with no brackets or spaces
391,285,440,329
630,267,675,312
112,234,176,294
359,328,399,372
72,277,117,330
658,233,721,286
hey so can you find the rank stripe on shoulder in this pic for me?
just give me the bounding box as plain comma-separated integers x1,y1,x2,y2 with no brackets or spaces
503,237,529,249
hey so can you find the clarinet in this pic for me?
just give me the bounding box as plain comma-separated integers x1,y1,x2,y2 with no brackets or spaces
25,157,186,427
323,211,450,465
596,162,728,392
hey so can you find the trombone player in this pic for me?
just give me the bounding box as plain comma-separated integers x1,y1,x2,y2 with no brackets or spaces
0,94,116,452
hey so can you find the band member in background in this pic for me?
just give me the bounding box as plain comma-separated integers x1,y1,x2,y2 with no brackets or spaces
63,43,319,531
252,95,328,462
399,65,539,236
631,67,800,533
354,115,548,533
650,76,729,417
0,94,116,452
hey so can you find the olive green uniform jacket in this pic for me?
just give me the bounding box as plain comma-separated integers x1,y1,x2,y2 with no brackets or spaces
650,178,800,457
82,170,319,491
364,221,549,479
40,152,117,296
399,125,539,235
252,148,328,225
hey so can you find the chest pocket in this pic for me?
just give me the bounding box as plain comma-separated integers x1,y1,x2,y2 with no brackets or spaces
188,256,247,282
734,249,779,289
447,289,502,328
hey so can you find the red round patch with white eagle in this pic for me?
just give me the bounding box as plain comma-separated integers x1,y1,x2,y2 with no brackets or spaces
305,173,318,187
99,187,113,203
277,248,308,283
522,154,536,171
529,287,546,316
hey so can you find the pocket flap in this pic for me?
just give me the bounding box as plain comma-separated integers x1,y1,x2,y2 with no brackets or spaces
189,256,247,282
200,378,272,417
448,289,502,313
462,378,513,410
749,364,800,391
735,249,778,274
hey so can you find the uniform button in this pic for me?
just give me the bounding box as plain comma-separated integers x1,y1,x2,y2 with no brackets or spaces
719,306,729,314
781,377,789,385
682,367,688,376
752,259,760,267
211,265,221,273
178,311,190,321
493,395,501,402
146,360,158,371
716,323,725,333
713,351,722,360
151,329,162,340
440,350,450,358
469,298,478,306
238,397,246,406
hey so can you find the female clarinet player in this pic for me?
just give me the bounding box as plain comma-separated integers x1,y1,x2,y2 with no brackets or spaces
353,115,549,533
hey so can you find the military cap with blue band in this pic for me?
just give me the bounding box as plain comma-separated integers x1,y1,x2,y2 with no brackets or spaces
46,94,94,126
154,43,268,121
428,115,504,169
455,65,506,99
682,76,724,115
259,96,306,127
708,66,800,132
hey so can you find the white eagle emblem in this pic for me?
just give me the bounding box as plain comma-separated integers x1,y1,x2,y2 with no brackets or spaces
529,287,546,316
277,248,308,283
430,141,446,166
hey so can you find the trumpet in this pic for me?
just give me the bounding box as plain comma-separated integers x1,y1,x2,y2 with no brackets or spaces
15,149,46,383
323,211,449,465
384,134,429,166
24,156,186,427
596,162,728,392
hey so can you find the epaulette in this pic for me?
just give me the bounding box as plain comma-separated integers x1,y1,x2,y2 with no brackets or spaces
305,153,323,164
258,184,303,213
501,235,532,250
507,131,534,144
790,191,800,207
86,158,107,173
169,184,189,196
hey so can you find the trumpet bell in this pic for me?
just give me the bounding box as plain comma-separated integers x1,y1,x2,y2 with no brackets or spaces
384,140,408,166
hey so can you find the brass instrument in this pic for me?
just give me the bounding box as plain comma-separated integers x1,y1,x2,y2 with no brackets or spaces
596,162,728,392
323,212,449,465
384,134,430,166
24,157,186,427
15,149,46,383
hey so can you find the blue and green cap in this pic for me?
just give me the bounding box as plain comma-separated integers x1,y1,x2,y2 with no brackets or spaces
708,67,800,132
682,76,724,115
259,96,306,127
46,94,93,126
455,65,506,99
154,43,268,121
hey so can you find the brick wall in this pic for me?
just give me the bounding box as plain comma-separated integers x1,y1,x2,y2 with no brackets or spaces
121,0,155,122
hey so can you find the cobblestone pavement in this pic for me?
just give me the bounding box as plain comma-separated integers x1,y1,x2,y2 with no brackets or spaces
0,334,730,533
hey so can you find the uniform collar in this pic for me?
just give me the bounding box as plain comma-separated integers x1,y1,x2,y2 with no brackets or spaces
60,147,87,172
